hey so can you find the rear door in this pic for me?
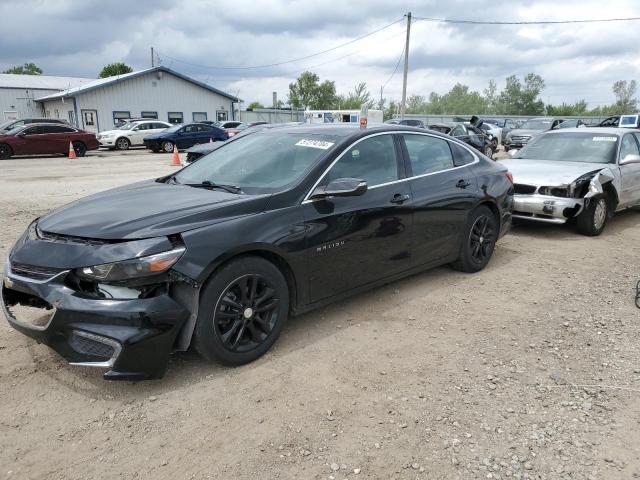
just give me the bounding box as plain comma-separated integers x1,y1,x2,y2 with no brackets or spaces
303,132,413,302
128,123,149,145
399,133,480,265
619,133,640,206
42,124,75,153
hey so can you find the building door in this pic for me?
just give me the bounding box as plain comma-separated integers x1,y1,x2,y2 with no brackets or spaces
81,110,98,134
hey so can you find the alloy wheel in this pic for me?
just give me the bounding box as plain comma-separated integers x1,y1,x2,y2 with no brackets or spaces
116,138,130,150
468,215,495,264
593,198,607,230
163,141,174,153
213,274,280,353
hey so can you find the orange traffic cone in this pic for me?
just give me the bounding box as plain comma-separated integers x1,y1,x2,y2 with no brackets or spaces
171,144,181,166
68,141,77,159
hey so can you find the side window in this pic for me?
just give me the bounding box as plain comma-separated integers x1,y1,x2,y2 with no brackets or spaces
451,125,465,137
183,125,197,133
23,126,43,135
200,125,214,132
41,125,70,134
322,134,399,187
620,134,640,159
402,134,454,175
450,142,476,166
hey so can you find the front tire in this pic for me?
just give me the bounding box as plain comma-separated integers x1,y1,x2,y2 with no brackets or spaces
193,256,289,366
451,206,498,273
576,194,608,236
483,145,493,159
115,137,130,150
162,141,174,153
72,141,86,157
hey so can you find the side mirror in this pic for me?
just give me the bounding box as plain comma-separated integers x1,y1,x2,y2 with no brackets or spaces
508,149,519,157
620,154,640,165
310,178,367,200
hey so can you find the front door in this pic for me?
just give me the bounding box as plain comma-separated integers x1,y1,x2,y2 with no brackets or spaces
303,133,413,303
81,110,98,134
619,132,640,207
12,125,48,155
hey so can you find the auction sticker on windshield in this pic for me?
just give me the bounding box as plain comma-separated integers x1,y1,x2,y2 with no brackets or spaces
592,136,617,142
295,139,335,149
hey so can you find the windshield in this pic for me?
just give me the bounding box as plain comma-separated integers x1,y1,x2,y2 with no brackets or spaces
6,126,24,135
117,122,136,130
520,119,553,130
0,120,17,131
174,131,340,193
515,132,618,164
164,124,183,133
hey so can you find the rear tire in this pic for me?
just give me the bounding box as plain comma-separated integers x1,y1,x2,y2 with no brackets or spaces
451,206,498,273
162,141,174,153
72,141,86,157
0,143,12,159
193,256,289,366
115,137,130,150
576,194,608,236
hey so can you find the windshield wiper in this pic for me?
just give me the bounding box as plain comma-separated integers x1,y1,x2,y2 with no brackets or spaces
185,180,243,194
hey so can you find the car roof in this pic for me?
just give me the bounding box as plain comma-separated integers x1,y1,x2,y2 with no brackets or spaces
21,122,76,128
545,127,626,135
257,123,441,139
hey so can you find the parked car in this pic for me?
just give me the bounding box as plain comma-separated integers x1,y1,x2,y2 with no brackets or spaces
185,141,225,163
1,124,513,379
478,123,502,148
0,118,71,134
97,120,171,150
428,122,495,158
216,120,243,129
553,119,586,129
143,122,228,152
385,118,426,128
0,123,98,159
503,117,564,149
225,121,271,137
596,114,640,128
501,127,640,236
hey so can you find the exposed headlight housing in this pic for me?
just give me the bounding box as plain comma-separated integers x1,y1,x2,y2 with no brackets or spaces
538,186,569,198
76,247,185,282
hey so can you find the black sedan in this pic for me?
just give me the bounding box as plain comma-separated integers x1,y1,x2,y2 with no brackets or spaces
1,124,513,380
428,122,495,158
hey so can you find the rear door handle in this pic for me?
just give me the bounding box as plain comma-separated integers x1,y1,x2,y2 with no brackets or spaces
456,179,471,189
390,193,410,204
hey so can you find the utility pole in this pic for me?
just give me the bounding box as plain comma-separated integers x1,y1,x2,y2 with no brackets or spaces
400,12,411,118
151,47,155,68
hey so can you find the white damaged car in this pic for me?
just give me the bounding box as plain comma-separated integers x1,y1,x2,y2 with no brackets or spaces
501,128,640,236
97,120,171,150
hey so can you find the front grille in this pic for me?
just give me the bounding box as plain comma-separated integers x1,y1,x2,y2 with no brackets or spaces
10,262,65,281
513,184,537,195
38,230,120,246
69,332,116,360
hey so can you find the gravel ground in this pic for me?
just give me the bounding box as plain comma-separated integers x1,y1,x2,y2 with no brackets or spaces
1,149,639,480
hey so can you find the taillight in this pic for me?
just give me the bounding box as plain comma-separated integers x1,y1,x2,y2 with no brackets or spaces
505,171,513,183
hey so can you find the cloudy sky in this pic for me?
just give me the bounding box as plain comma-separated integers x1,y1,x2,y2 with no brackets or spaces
1,0,639,108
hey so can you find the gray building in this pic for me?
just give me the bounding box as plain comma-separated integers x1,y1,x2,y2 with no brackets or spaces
0,74,93,122
35,67,239,133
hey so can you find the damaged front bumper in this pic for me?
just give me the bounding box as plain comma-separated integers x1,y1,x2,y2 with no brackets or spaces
1,260,190,380
512,194,583,224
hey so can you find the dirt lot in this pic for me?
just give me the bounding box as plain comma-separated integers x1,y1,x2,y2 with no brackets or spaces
1,149,640,480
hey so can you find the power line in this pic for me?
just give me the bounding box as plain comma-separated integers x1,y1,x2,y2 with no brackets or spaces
412,15,640,25
382,44,405,90
155,17,403,70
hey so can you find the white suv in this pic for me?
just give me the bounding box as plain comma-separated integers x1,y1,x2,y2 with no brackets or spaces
97,120,171,150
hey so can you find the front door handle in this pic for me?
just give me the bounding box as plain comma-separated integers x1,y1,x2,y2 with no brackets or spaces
390,193,410,204
456,179,471,189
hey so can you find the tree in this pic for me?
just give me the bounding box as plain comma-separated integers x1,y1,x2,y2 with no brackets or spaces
3,62,42,75
495,73,545,115
406,94,428,114
288,71,337,110
247,101,264,110
336,82,375,110
484,80,498,114
99,62,133,78
612,80,637,113
546,100,588,116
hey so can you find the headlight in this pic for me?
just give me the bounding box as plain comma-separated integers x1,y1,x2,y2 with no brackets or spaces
76,247,185,282
538,186,568,197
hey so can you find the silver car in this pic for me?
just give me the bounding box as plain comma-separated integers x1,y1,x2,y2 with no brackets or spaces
500,128,640,236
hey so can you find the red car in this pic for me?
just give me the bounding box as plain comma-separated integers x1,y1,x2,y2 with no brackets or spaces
0,123,99,159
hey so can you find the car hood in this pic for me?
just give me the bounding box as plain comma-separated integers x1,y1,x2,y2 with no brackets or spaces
500,159,608,186
37,180,270,240
98,129,128,136
507,128,544,137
